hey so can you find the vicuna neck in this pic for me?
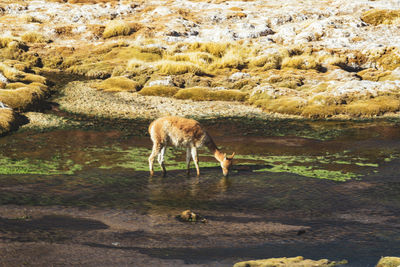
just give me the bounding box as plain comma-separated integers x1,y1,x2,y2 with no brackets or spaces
205,135,224,162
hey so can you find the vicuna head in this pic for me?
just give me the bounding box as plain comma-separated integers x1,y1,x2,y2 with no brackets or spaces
220,152,235,176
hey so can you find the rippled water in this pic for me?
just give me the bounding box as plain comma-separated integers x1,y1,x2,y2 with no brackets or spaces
1,119,400,266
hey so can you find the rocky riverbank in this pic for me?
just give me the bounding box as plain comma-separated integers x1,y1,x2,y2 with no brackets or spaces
1,0,400,133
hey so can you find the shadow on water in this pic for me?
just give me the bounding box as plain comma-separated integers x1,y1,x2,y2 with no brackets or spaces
0,119,400,265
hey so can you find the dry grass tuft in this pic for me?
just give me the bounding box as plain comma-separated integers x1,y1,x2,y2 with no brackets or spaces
281,55,321,70
252,96,306,115
188,42,231,57
0,108,15,135
0,63,24,81
357,68,392,81
21,73,47,84
156,60,209,75
24,15,42,23
209,47,249,70
249,53,282,70
166,52,216,66
0,37,14,48
103,20,133,38
95,76,141,92
21,32,50,43
0,87,45,110
361,9,400,25
174,87,247,101
139,85,179,97
375,47,400,71
345,96,400,117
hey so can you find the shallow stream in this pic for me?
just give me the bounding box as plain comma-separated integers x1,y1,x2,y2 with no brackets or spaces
1,118,400,266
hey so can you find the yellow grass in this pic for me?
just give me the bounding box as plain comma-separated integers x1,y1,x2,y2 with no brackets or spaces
103,20,132,38
5,82,26,89
95,76,141,92
156,60,209,75
21,73,47,84
253,96,306,115
174,87,247,101
21,32,49,43
281,55,321,70
357,68,392,81
345,96,400,117
0,37,14,48
0,63,24,81
248,54,282,70
166,52,216,66
139,86,179,97
210,49,247,70
0,87,45,110
361,9,400,25
188,42,231,57
0,108,14,134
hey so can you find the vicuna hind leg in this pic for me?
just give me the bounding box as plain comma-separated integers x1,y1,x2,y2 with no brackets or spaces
190,146,200,176
149,143,161,176
186,147,192,175
158,146,167,176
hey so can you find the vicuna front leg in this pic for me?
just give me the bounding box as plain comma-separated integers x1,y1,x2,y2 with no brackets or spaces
190,146,200,176
149,144,167,176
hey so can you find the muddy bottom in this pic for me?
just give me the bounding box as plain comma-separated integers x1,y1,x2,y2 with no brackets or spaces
0,120,400,266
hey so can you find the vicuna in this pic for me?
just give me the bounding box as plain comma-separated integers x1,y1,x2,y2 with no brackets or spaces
148,116,235,176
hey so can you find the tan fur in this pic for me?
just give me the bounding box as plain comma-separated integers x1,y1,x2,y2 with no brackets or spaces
148,116,234,176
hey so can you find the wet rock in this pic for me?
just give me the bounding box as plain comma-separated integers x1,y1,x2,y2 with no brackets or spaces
177,210,207,223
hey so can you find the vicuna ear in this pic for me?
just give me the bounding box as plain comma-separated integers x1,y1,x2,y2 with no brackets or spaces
223,153,227,160
227,152,235,159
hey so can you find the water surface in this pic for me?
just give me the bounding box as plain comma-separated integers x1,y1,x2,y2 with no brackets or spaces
0,119,400,266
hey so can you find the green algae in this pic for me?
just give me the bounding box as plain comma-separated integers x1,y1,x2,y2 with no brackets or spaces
233,152,381,181
0,156,82,175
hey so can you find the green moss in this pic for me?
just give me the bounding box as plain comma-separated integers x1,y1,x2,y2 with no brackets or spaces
139,85,179,97
234,150,383,181
0,156,82,175
174,87,248,101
